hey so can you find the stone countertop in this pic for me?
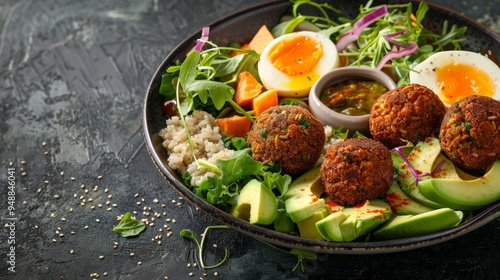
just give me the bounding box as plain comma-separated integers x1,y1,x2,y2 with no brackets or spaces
1,0,499,279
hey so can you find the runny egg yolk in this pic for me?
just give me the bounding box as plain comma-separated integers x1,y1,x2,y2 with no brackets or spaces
267,35,323,89
437,62,496,104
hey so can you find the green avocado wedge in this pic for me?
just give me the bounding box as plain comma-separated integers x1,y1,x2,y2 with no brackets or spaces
397,137,446,209
315,199,392,242
385,182,435,215
229,179,278,225
372,208,463,240
297,208,330,240
418,160,500,210
284,165,328,223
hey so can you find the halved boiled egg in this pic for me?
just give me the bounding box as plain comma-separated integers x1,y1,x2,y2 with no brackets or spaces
258,31,339,98
409,50,500,107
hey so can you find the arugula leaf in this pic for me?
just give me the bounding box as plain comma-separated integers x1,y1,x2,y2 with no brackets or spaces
184,80,234,110
113,212,146,237
218,149,265,185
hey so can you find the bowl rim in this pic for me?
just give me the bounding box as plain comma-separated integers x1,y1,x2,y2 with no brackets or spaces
142,0,500,254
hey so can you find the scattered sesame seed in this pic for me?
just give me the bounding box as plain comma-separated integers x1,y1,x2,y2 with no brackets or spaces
69,208,74,212
50,213,56,218
42,141,47,146
96,219,101,223
37,188,42,193
80,184,85,189
99,256,105,260
70,249,74,254
214,272,219,276
137,261,142,265
21,172,27,176
44,151,49,155
103,272,108,276
44,180,49,184
61,218,66,222
129,252,135,257
91,206,96,210
188,272,194,277
53,195,60,199
70,177,76,181
104,188,108,193
97,175,103,179
60,171,64,176
59,233,64,237
84,225,89,229
134,193,139,197
52,239,57,243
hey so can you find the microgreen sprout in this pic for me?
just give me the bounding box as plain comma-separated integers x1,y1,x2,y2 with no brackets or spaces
180,225,230,269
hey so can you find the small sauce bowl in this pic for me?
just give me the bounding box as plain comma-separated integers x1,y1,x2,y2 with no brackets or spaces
308,66,397,135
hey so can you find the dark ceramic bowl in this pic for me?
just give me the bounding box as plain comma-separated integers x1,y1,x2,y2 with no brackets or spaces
143,0,500,254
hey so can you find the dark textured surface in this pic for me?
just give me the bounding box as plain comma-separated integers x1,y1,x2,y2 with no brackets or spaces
1,0,499,279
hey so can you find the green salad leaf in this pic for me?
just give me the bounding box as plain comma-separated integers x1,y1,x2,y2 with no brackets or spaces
113,212,146,237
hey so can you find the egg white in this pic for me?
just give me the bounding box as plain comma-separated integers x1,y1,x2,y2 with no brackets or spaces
258,31,339,98
409,50,500,106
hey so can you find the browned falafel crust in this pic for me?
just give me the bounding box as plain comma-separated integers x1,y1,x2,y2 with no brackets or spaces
439,95,500,171
369,84,446,149
320,138,394,206
246,105,325,177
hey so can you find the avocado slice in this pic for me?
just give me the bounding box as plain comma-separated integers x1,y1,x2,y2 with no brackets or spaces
297,208,330,240
316,199,393,242
230,179,278,225
372,208,463,240
385,182,434,215
284,165,328,223
315,211,349,241
397,137,446,209
418,160,500,210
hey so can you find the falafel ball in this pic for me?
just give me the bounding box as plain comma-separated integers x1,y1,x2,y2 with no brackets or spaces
439,95,500,171
320,138,394,206
369,84,446,149
247,105,325,177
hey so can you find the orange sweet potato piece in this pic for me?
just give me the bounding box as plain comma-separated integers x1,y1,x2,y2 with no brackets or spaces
234,71,262,107
252,89,279,117
248,25,274,55
216,115,252,138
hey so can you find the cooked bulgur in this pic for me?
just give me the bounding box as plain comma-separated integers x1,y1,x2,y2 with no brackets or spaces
159,110,234,186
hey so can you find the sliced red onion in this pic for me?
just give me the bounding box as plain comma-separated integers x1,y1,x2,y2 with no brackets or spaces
335,5,389,52
376,40,418,70
194,26,210,52
383,30,409,48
